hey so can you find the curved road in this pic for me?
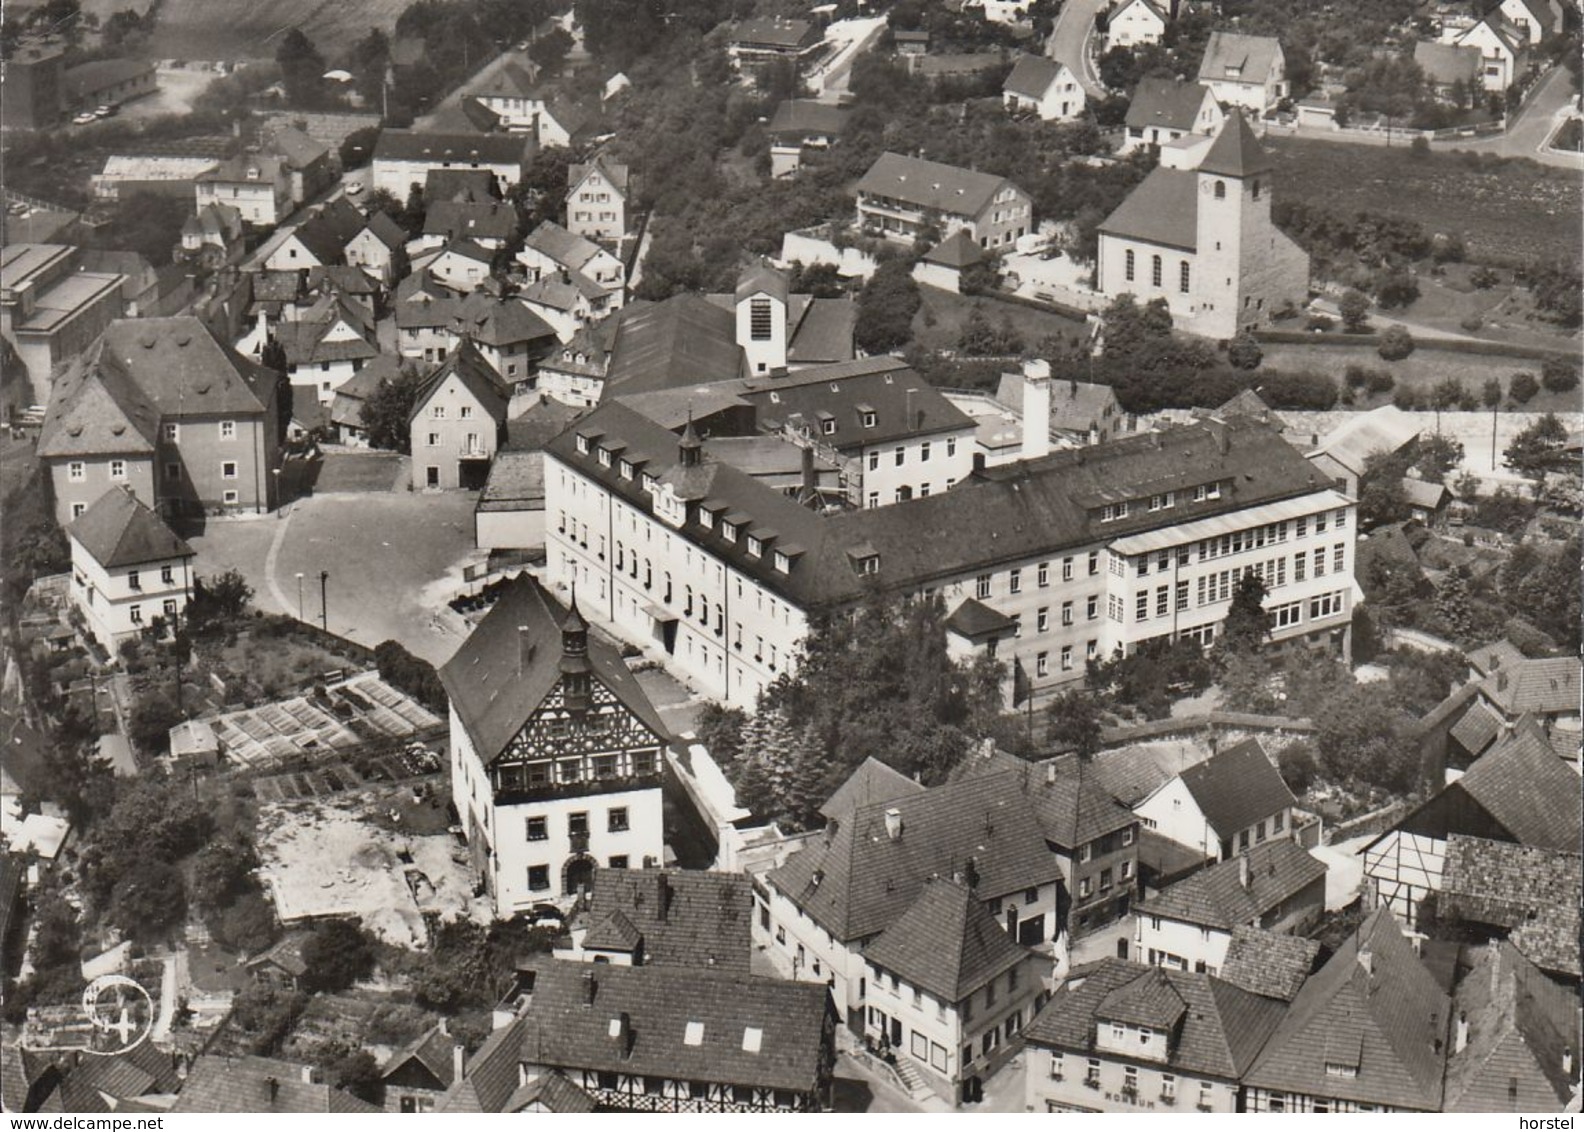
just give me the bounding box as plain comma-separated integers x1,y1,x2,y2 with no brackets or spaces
1046,0,1110,97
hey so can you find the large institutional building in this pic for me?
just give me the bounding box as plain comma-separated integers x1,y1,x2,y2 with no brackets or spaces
544,394,1358,709
1097,112,1309,341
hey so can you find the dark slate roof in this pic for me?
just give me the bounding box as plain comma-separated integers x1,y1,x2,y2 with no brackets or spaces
425,200,519,244
68,487,193,569
567,157,630,196
438,573,669,764
922,230,988,268
784,297,857,365
766,99,850,139
1198,31,1284,85
381,1024,459,1089
501,1070,597,1112
467,59,542,100
1126,77,1213,133
1004,53,1065,98
1088,742,1206,808
37,341,159,459
856,152,1016,218
1197,110,1272,178
953,745,1136,849
1219,925,1321,1002
522,221,608,273
863,876,1035,1003
426,168,501,203
737,358,970,449
453,291,558,349
604,294,746,394
62,57,154,101
1244,908,1450,1111
819,756,924,822
410,341,509,425
730,16,821,49
268,125,329,171
1449,701,1502,758
505,397,589,451
766,770,1062,942
513,959,831,1093
943,597,1017,640
436,1015,525,1112
1024,958,1287,1081
172,1055,381,1112
1479,656,1582,717
1444,942,1579,1112
245,930,310,978
1135,837,1325,931
1175,737,1296,840
1439,835,1582,979
1466,637,1527,678
581,867,753,971
356,210,408,252
1098,166,1198,250
1452,724,1582,850
375,129,534,167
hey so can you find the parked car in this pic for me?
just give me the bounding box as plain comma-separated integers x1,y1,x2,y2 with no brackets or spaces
72,111,98,125
95,104,116,118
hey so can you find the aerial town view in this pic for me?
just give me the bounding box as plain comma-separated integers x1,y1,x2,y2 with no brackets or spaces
0,0,1579,1117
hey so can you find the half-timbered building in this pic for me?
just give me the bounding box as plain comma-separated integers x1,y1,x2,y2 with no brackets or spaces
440,574,670,916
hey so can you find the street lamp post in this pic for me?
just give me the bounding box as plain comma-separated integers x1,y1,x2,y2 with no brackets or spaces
319,571,329,632
296,572,305,621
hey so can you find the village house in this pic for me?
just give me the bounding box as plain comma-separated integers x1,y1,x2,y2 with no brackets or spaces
1106,0,1170,49
1023,958,1287,1113
329,355,407,447
476,398,589,550
266,125,335,206
1119,78,1224,156
1134,838,1326,974
372,130,536,200
912,231,989,294
262,198,368,272
409,344,512,491
766,100,850,177
344,211,408,287
61,57,156,114
178,201,245,269
450,959,835,1112
995,365,1131,447
1133,737,1297,863
1216,925,1321,1003
426,240,497,295
727,18,825,70
448,290,560,387
1468,654,1583,759
394,269,463,364
380,1024,466,1113
38,317,282,525
1097,112,1310,341
67,487,195,651
1362,720,1582,931
565,158,635,243
267,291,379,405
546,401,1359,709
1455,15,1530,91
1304,404,1421,498
194,153,293,227
441,574,669,914
0,243,126,403
1242,908,1450,1112
1437,835,1581,985
1197,32,1288,116
416,199,521,257
461,58,543,129
1413,41,1483,102
518,221,627,302
862,877,1048,1100
1002,55,1086,121
855,152,1033,249
1496,0,1556,45
555,867,754,970
173,1056,381,1113
756,769,1064,1033
519,276,605,341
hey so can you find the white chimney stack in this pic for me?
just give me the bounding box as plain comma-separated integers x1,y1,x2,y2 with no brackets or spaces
1455,1013,1469,1053
884,808,903,841
1021,358,1051,462
1238,852,1251,889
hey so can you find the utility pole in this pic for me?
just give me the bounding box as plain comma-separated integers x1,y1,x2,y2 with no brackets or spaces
296,572,305,621
319,571,329,632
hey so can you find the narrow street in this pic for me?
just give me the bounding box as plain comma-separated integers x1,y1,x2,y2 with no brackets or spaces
1046,0,1109,97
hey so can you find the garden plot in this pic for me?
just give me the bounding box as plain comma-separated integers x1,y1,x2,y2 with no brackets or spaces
207,671,442,770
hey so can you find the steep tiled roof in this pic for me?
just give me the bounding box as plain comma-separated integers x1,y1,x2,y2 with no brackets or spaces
173,1055,381,1112
1449,701,1503,758
68,487,193,569
1174,737,1296,841
922,230,987,268
426,168,500,203
737,358,970,449
438,573,669,764
467,59,541,100
863,876,1035,1003
1244,907,1450,1111
500,1070,597,1112
767,770,1062,942
375,129,533,167
381,1024,459,1089
436,1016,526,1112
1197,110,1272,178
766,99,849,138
1135,837,1325,931
784,296,857,364
513,959,831,1093
1089,742,1207,808
819,756,923,822
1439,835,1582,979
522,221,608,273
37,340,160,459
1024,958,1287,1080
730,16,820,49
1098,166,1198,250
567,157,630,195
410,341,509,425
581,867,753,971
604,293,745,394
1004,53,1065,99
1444,942,1579,1112
103,316,276,417
1478,655,1582,717
452,291,557,349
356,210,408,252
1198,31,1284,85
953,746,1137,849
1219,925,1320,1002
856,152,1017,218
1452,723,1581,850
268,125,329,170
425,200,519,244
1466,637,1527,678
1126,77,1213,133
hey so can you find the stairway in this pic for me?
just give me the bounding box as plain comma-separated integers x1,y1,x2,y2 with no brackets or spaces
890,1054,933,1101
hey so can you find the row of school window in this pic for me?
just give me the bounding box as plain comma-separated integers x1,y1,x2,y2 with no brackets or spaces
862,437,959,468
976,552,1102,599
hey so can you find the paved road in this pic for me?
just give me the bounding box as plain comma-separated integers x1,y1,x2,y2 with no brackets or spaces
812,16,887,104
1434,64,1581,168
1046,0,1109,97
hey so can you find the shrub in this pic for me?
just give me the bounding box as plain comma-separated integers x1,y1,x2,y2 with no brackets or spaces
1262,370,1338,410
1378,325,1415,361
1305,314,1335,332
1365,368,1395,395
1227,334,1263,370
299,920,376,993
1459,314,1483,332
1393,383,1421,410
1540,356,1580,394
1509,371,1540,403
1344,364,1370,389
1470,265,1500,289
1338,289,1369,332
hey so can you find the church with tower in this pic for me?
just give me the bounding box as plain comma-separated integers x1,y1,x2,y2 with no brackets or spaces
441,573,670,917
1095,111,1310,341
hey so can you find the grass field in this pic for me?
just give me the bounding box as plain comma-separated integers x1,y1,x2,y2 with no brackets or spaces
913,285,1088,354
1264,136,1583,267
131,0,413,60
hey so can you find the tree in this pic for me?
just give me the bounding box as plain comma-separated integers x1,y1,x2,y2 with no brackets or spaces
414,920,494,1012
299,919,376,993
1509,371,1540,404
277,28,330,108
128,686,184,755
1220,571,1270,656
1227,333,1263,370
1432,568,1474,640
1503,412,1569,492
191,835,259,913
361,365,425,452
373,639,446,712
1377,325,1415,361
1312,682,1419,792
330,1050,383,1106
338,126,381,170
1338,289,1370,332
529,26,574,72
1045,690,1102,757
1358,450,1410,528
1541,355,1580,394
1414,434,1464,484
855,261,922,354
108,861,187,940
187,569,254,636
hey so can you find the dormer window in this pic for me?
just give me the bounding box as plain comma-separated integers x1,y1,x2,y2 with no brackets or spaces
642,473,657,493
819,412,836,436
747,536,762,557
597,447,612,468
855,555,878,576
774,551,791,573
722,523,738,544
699,510,714,531
619,459,634,480
576,435,590,455
1324,1063,1358,1079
